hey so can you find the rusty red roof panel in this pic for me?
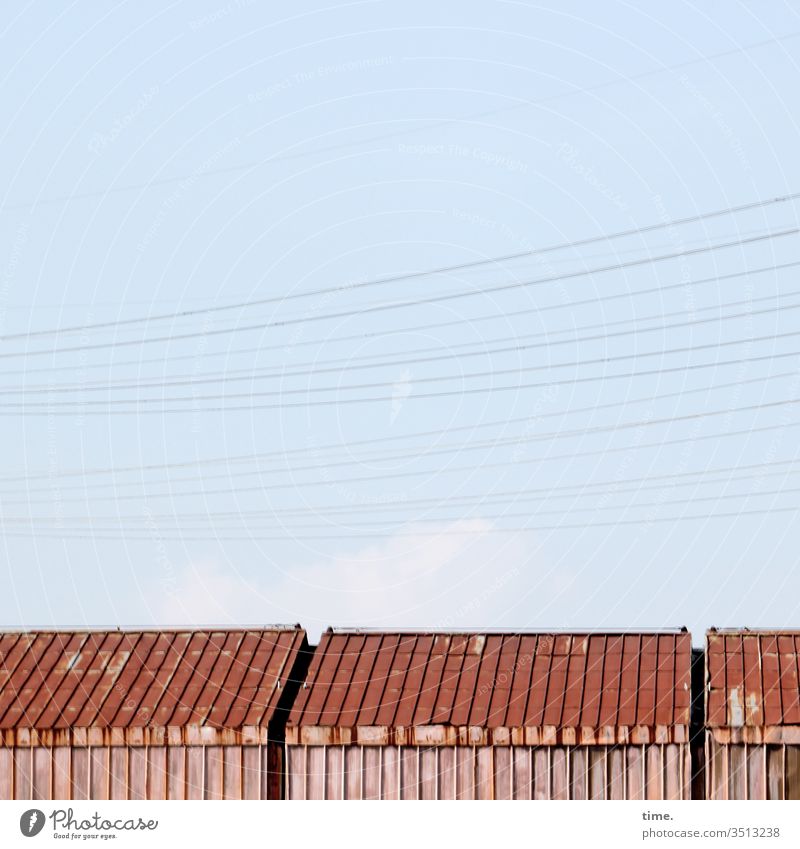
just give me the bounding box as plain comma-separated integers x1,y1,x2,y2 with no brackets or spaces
0,628,306,731
706,630,800,728
288,630,692,731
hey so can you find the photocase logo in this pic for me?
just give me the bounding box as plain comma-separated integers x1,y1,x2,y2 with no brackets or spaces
19,809,45,837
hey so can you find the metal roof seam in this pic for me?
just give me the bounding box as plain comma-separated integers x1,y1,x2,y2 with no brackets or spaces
105,632,163,728
362,633,400,727
195,631,243,727
449,637,474,728
72,631,125,727
518,635,539,726
240,631,277,727
577,635,596,727
144,632,192,728
32,631,94,729
387,634,419,729
0,633,25,692
545,644,568,728
313,632,354,725
454,637,483,728
669,636,678,728
132,632,183,728
89,631,149,728
634,634,647,728
475,636,504,728
216,631,263,729
497,633,523,728
526,636,552,727
566,636,588,728
0,628,306,733
584,634,607,728
255,630,301,727
352,634,386,727
415,635,451,727
777,637,787,725
397,634,429,728
705,629,800,729
0,632,59,728
292,633,325,725
327,632,367,726
757,634,766,727
31,633,86,728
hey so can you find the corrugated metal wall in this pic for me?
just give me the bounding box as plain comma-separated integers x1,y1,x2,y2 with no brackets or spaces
285,744,690,800
706,738,800,800
0,745,281,800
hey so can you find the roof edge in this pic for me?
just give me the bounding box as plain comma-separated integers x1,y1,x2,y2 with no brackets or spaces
326,627,690,636
0,624,304,634
707,628,800,636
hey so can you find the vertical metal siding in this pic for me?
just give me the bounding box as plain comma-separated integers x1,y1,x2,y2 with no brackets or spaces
285,744,690,800
0,744,281,800
705,737,800,800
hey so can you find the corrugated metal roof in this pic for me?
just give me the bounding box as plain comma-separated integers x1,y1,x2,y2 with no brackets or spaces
288,630,692,733
0,627,306,731
707,630,800,728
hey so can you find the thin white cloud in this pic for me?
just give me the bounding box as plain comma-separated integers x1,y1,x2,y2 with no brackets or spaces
156,521,538,640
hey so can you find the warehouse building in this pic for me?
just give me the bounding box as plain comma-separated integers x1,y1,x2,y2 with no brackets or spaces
706,629,800,800
0,627,307,800
285,629,693,799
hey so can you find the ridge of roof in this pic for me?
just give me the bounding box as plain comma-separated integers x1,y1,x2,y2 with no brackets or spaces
0,624,304,634
707,628,800,636
327,627,689,635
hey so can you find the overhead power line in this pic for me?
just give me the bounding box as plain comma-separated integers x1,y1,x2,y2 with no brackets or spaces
12,481,799,534
5,416,799,506
2,225,778,317
2,365,790,483
6,295,799,396
2,200,798,345
3,257,796,381
4,228,796,360
4,395,798,496
2,505,797,541
5,327,798,408
6,465,800,525
4,347,799,416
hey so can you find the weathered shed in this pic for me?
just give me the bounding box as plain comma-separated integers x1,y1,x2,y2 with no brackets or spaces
285,629,692,799
706,629,800,799
0,627,307,800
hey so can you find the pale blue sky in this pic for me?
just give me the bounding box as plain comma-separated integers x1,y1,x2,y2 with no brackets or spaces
1,1,799,642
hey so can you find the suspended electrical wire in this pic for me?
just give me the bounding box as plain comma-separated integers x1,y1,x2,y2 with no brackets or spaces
5,326,799,409
5,417,798,507
3,393,797,497
2,229,796,361
3,362,791,483
6,464,800,526
3,257,796,381
6,292,799,396
10,481,800,535
2,504,797,542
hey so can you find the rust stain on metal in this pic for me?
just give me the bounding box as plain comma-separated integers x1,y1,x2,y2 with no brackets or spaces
0,627,306,738
287,629,692,739
706,629,800,728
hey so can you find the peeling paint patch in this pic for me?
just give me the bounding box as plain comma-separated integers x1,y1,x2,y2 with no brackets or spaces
729,687,744,727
